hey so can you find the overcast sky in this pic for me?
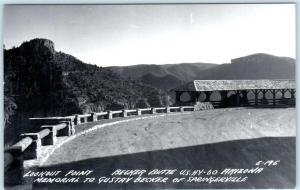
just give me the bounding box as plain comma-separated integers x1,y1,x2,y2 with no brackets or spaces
3,4,295,66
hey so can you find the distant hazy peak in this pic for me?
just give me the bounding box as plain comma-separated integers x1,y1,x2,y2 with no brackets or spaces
231,53,295,64
19,38,55,54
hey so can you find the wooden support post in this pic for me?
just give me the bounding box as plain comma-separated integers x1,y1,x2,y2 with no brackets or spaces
262,90,267,104
205,92,211,102
236,90,240,106
195,92,200,102
272,89,276,105
242,90,248,105
255,90,258,106
281,89,286,99
220,91,227,107
220,91,227,101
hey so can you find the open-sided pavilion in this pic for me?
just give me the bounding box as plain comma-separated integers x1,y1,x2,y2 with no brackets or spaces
172,80,296,107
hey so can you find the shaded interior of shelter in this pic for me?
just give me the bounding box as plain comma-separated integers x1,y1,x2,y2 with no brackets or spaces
31,137,295,189
176,89,296,107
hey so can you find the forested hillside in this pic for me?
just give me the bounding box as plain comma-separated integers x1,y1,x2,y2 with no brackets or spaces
4,38,169,145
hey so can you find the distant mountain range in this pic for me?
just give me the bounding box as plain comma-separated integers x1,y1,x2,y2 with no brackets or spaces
4,38,295,145
109,53,295,92
110,63,216,91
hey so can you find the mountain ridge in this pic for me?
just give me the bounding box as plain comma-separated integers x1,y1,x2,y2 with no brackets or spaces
110,53,295,92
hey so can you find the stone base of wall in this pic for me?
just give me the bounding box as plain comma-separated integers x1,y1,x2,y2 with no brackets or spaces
194,102,214,111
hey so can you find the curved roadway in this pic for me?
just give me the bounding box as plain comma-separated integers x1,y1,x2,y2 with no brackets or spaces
44,108,295,166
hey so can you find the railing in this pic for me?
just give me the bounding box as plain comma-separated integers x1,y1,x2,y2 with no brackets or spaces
5,105,203,185
210,98,294,107
71,106,197,124
5,122,72,185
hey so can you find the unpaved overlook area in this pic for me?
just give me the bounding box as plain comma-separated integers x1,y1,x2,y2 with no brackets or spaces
44,108,296,166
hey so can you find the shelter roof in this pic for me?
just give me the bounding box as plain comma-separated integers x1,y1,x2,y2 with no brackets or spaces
173,80,295,92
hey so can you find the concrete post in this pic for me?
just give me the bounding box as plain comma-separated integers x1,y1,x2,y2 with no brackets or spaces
106,111,113,119
41,126,57,145
151,108,156,114
83,117,88,123
57,121,73,136
166,106,171,113
75,114,81,125
137,109,142,116
20,133,41,160
70,117,75,128
122,110,128,117
91,113,97,122
67,119,75,135
180,106,185,112
4,147,24,185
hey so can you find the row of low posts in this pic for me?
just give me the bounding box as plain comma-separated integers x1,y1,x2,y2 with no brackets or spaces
73,106,196,125
4,121,74,185
4,106,196,186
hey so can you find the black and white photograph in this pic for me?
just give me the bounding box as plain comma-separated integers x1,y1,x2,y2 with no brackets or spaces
3,3,296,189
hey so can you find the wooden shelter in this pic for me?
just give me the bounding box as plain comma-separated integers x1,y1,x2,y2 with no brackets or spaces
172,80,296,107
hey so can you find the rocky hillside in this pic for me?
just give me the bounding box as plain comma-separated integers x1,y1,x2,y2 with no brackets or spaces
4,38,169,145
